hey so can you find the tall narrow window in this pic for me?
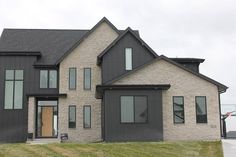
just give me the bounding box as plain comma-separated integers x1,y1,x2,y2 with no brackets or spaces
120,96,148,123
125,48,132,70
4,70,24,109
196,96,207,123
69,68,76,90
173,96,184,123
121,96,134,123
40,70,57,89
84,68,91,90
83,106,91,128
49,70,57,88
69,106,76,128
40,70,48,88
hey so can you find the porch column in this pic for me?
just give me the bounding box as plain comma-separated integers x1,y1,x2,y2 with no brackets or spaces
28,97,35,139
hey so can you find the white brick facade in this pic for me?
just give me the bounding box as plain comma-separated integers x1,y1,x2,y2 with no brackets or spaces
58,21,119,142
114,59,221,141
28,96,35,138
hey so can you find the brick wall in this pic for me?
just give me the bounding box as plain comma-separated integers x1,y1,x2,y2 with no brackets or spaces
114,59,221,141
58,21,119,142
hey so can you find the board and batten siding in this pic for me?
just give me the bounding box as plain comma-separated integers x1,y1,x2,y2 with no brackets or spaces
101,32,155,84
104,90,163,142
0,56,58,142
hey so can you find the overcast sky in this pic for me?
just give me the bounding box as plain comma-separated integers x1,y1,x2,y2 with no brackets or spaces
0,0,235,104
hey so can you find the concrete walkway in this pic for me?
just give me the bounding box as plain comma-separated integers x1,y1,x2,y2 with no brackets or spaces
222,139,236,157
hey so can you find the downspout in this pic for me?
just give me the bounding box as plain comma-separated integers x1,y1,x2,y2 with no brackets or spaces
218,87,222,138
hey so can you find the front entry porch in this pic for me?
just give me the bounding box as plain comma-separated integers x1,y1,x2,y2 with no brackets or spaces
36,100,58,138
27,97,59,141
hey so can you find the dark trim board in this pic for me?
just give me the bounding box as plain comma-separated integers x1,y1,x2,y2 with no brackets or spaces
170,58,205,63
0,51,41,56
26,93,67,98
96,84,171,99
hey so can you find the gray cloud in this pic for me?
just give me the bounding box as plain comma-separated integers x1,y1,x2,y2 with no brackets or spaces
0,0,235,103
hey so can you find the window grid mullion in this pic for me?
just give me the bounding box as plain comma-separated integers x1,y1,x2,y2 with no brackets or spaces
48,70,50,89
133,96,135,123
12,70,15,109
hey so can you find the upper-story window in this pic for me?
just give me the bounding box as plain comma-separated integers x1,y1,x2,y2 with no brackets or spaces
4,70,24,109
69,68,76,90
125,48,133,70
84,68,91,90
40,70,57,89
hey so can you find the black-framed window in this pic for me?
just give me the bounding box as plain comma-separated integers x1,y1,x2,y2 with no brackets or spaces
84,68,91,90
125,48,133,70
120,96,148,123
69,106,76,128
40,70,57,89
173,96,185,123
4,70,24,109
196,96,207,123
69,68,76,90
83,106,91,128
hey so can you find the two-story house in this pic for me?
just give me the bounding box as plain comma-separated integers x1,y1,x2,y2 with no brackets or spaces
0,17,227,143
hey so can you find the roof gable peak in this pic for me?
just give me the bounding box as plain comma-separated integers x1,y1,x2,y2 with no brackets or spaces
55,17,120,65
97,27,158,65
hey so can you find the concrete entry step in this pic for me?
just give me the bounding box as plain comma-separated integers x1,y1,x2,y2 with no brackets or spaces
27,138,60,144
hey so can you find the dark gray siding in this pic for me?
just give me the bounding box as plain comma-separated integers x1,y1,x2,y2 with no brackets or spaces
103,90,163,142
178,63,200,73
0,56,58,143
102,32,155,84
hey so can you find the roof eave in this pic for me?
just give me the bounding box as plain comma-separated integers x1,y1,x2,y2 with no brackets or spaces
0,51,41,56
96,84,171,99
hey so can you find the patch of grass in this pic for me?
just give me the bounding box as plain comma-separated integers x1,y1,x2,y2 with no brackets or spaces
0,141,223,157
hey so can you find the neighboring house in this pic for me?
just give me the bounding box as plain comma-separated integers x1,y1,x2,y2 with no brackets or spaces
0,17,228,143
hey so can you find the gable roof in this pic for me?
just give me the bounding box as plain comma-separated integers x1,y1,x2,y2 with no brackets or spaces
55,17,121,65
97,27,158,65
0,17,138,65
106,55,228,93
0,29,89,65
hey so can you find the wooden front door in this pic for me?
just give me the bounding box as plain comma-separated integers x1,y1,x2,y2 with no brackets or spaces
41,107,53,137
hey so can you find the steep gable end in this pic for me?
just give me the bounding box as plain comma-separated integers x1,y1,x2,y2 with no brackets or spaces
55,17,120,65
100,27,158,84
111,55,228,93
97,27,158,65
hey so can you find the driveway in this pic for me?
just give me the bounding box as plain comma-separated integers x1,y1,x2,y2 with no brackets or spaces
222,139,236,157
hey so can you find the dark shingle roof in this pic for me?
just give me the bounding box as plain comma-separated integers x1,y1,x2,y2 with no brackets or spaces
0,28,139,65
0,29,89,65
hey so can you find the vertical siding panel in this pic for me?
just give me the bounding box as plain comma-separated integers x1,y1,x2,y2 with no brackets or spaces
0,56,59,142
102,32,155,84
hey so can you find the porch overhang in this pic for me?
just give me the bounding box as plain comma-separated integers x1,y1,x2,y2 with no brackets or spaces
26,93,67,98
96,84,171,99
